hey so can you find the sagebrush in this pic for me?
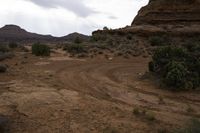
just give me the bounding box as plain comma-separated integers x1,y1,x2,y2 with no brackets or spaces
32,43,50,56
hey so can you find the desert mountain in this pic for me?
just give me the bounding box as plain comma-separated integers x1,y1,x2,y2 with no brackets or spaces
0,25,57,42
0,25,89,43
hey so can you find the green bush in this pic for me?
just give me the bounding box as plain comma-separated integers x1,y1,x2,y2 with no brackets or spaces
0,45,9,53
149,35,172,46
151,46,188,73
149,45,200,90
64,43,85,54
32,43,50,56
164,61,187,89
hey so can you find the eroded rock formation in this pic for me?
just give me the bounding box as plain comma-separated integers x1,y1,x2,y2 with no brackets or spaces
94,0,200,37
130,0,200,36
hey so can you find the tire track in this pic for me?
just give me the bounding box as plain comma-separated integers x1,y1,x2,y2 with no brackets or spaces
56,59,200,119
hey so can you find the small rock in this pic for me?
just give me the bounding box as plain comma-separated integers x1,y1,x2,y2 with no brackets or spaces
21,61,27,64
0,64,7,73
108,57,113,60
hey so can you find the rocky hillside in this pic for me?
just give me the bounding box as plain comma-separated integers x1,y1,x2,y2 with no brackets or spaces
0,25,90,43
60,32,90,42
0,25,57,42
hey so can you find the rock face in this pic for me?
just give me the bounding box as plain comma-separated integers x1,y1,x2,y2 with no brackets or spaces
130,0,200,36
133,0,200,25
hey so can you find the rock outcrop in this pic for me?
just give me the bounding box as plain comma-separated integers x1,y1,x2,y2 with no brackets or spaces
130,0,200,36
133,0,200,25
93,0,200,37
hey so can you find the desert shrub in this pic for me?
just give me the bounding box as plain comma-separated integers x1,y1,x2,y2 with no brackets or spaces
149,45,200,90
164,61,187,89
126,34,133,40
174,119,200,133
74,37,82,44
91,34,107,42
103,26,109,31
149,35,172,46
145,112,156,121
32,43,50,56
91,35,98,42
183,39,200,57
0,45,9,53
64,43,85,54
133,108,140,115
8,42,18,48
151,46,188,73
107,39,114,46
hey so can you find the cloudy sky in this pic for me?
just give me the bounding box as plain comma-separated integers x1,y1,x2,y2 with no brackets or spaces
0,0,148,36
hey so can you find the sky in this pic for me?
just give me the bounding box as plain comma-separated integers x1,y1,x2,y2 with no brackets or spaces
0,0,149,37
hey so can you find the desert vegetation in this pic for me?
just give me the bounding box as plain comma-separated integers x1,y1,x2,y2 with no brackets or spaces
0,45,9,53
149,35,172,46
32,43,50,56
149,40,200,90
64,43,86,54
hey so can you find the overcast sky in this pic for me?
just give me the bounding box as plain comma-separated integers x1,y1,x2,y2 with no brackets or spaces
0,0,148,36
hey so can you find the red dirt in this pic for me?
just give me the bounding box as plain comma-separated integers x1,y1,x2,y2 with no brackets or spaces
0,51,199,133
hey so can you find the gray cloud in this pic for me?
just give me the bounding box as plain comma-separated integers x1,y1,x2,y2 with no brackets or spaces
108,16,118,19
27,0,97,17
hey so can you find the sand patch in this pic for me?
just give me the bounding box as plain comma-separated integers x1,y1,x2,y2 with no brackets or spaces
50,56,85,61
35,62,51,66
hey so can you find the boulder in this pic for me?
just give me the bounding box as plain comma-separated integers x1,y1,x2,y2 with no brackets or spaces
0,52,14,61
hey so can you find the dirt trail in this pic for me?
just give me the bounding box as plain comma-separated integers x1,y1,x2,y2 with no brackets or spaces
0,53,200,133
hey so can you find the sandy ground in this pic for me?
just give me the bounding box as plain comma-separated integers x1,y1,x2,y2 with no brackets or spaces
0,50,200,133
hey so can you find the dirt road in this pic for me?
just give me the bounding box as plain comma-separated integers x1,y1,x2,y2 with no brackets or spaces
0,52,200,133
